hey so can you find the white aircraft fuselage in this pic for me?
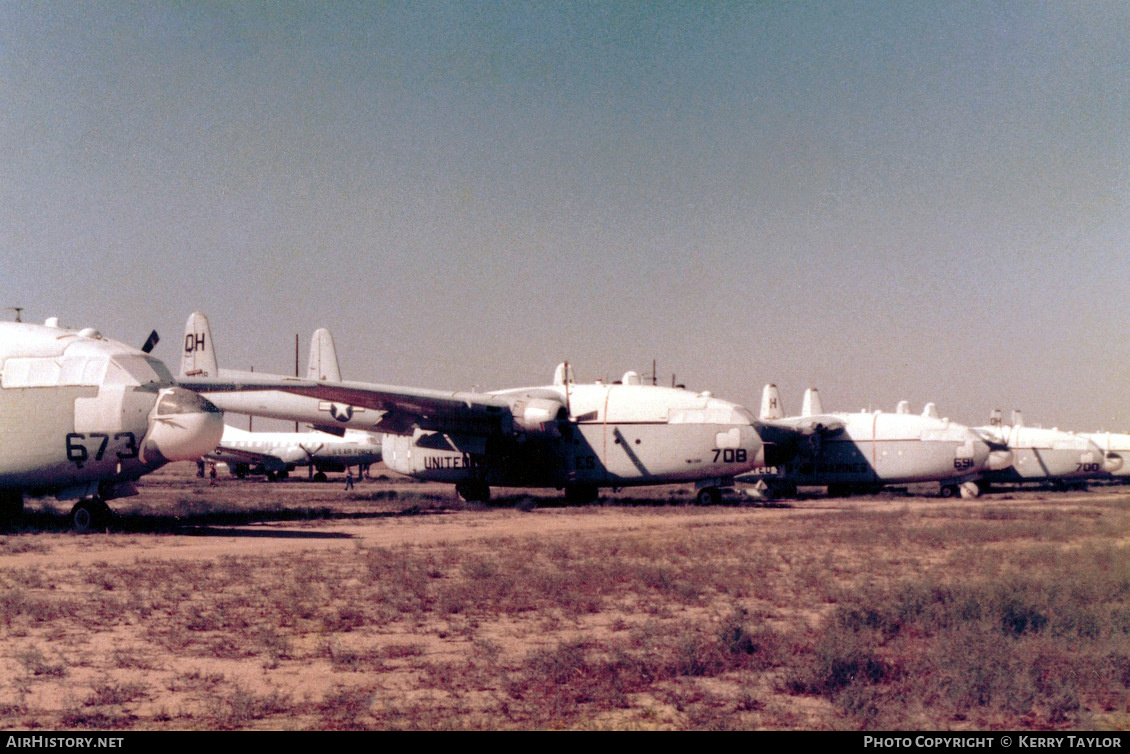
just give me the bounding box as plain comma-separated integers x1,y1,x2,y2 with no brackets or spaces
761,410,1001,495
975,422,1116,484
180,312,766,502
209,425,383,476
381,381,765,490
752,387,1008,497
0,320,224,526
1079,432,1130,478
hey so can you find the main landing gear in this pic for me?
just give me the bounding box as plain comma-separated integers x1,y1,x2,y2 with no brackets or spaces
939,481,983,499
70,498,113,533
456,480,491,503
696,487,722,505
0,490,23,528
564,484,599,504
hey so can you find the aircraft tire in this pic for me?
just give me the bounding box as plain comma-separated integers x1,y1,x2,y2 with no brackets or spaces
456,481,490,503
564,484,599,505
313,472,328,483
71,500,109,533
696,487,721,505
939,484,958,498
0,491,23,527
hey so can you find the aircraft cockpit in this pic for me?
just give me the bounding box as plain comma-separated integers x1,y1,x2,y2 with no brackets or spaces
0,354,175,389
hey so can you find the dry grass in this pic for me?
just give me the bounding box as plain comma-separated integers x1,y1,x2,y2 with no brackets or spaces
1,466,1129,729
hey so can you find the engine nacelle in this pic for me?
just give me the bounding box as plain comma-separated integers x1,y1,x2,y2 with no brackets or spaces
508,397,567,440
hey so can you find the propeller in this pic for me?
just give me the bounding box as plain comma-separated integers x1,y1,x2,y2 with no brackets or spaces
141,330,160,354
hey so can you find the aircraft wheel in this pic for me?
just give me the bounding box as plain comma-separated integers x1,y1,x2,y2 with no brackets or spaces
313,471,328,483
564,484,599,505
0,491,23,527
939,484,958,498
71,500,109,533
696,487,721,506
456,481,490,503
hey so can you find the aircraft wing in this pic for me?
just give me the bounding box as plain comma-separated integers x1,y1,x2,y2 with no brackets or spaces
180,374,519,438
763,415,846,437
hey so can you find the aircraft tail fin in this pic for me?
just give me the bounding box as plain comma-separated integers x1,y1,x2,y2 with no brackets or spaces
1012,410,1024,428
307,328,342,382
181,311,219,379
801,387,824,417
922,402,940,419
553,362,575,386
896,400,910,415
760,384,784,420
989,408,1003,427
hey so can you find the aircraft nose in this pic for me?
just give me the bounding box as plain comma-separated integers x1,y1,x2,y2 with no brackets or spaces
141,388,225,465
1103,452,1123,473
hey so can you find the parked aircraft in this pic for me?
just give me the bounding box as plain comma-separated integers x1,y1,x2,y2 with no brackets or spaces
206,425,382,481
1078,431,1130,480
181,313,374,434
0,318,224,530
973,410,1121,489
179,312,774,503
749,385,1011,498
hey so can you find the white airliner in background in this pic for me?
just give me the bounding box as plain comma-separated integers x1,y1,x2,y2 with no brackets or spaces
179,312,778,504
206,424,382,481
0,317,223,530
750,385,1011,498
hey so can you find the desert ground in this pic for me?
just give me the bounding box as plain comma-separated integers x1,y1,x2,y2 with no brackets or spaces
1,463,1128,730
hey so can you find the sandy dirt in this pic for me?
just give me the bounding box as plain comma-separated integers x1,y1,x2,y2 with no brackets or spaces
1,463,1127,730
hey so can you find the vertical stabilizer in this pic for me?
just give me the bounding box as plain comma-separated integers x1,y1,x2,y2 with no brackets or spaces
989,408,1003,427
922,402,940,419
181,311,219,378
760,384,784,420
896,400,910,415
801,387,824,417
1011,410,1024,427
307,328,342,382
553,362,575,386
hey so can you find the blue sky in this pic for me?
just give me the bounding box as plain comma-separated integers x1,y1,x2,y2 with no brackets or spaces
3,1,1128,429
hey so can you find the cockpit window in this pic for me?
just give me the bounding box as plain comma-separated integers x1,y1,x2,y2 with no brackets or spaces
732,406,757,425
3,356,108,388
1,355,173,388
107,356,173,386
60,356,109,386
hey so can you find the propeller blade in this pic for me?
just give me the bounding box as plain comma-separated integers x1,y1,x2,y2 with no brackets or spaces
141,330,160,354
